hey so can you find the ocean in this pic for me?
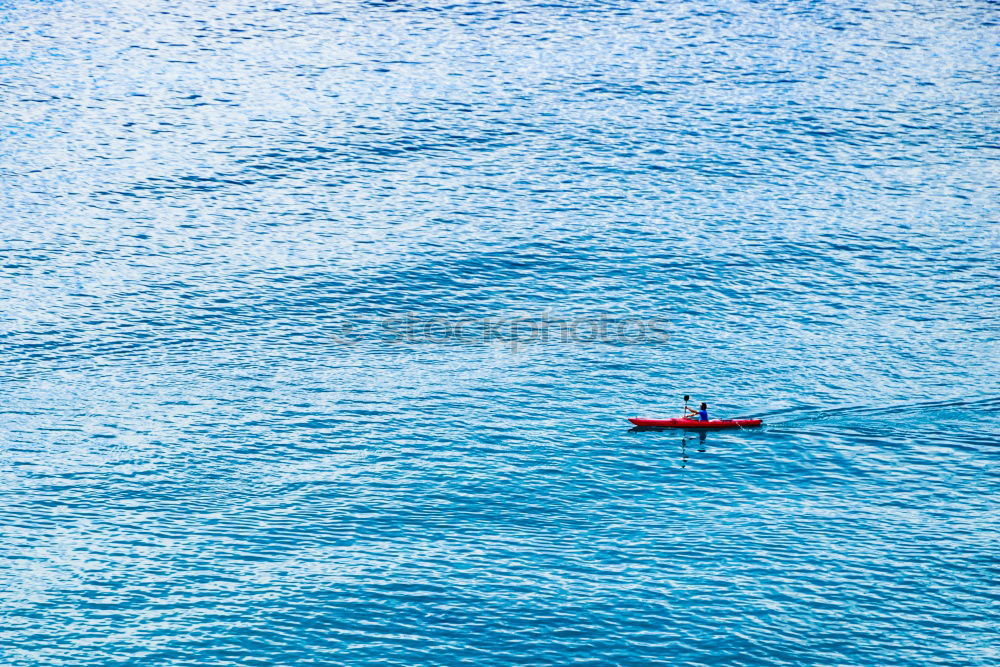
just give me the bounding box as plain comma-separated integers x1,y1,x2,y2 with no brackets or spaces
1,0,997,664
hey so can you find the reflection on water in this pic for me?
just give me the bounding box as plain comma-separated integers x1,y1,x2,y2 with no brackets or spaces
680,431,709,468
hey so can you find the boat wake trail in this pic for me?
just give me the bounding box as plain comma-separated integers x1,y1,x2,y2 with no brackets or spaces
758,395,1000,441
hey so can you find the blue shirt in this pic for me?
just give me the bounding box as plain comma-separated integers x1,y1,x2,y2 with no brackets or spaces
699,409,708,421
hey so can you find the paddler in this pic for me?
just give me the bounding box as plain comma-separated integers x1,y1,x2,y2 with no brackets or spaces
684,402,709,421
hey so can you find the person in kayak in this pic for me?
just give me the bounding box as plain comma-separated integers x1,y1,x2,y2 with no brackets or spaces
684,402,709,421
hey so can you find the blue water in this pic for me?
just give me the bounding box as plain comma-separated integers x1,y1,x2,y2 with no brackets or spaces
2,0,998,664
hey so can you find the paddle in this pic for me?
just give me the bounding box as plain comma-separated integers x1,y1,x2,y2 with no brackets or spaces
683,394,690,418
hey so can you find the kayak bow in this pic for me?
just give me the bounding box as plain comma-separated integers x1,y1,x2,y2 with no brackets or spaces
628,417,762,429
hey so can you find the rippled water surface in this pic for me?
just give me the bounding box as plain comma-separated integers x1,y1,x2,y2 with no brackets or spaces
1,1,998,665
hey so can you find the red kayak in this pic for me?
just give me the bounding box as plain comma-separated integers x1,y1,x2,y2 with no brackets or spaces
628,417,762,429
